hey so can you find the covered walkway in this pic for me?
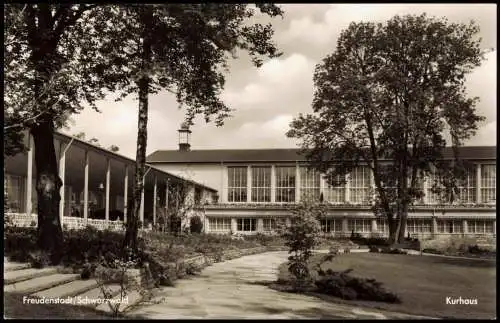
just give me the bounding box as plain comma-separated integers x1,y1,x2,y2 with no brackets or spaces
5,131,217,230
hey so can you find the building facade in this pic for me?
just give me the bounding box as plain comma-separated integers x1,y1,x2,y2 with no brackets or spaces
5,131,217,231
147,132,496,240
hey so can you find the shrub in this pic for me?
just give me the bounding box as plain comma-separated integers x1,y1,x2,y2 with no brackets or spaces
5,227,38,262
315,268,400,303
28,250,51,269
467,244,494,255
282,198,325,290
60,227,129,267
190,216,203,234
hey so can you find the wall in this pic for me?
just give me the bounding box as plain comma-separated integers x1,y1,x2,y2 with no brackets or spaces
153,163,223,199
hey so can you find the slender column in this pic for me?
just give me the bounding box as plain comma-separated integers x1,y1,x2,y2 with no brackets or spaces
423,175,429,204
257,218,264,233
463,219,468,235
140,188,145,227
371,218,377,233
123,165,128,223
231,218,237,233
153,176,157,226
295,164,301,203
342,217,349,236
271,165,276,203
247,166,252,202
493,220,496,235
319,172,326,202
432,216,438,236
345,174,350,203
165,179,169,214
26,134,34,216
476,163,481,204
221,163,227,203
59,142,66,226
84,150,89,221
105,158,110,223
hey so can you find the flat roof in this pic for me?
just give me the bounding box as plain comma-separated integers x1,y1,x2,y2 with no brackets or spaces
146,146,497,164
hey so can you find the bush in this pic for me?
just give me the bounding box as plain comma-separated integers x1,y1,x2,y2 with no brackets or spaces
282,199,325,290
468,244,488,254
28,250,51,269
5,227,39,263
315,268,400,303
60,226,129,267
190,216,203,234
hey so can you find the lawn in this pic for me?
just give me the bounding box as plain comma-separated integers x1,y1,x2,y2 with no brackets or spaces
276,252,496,319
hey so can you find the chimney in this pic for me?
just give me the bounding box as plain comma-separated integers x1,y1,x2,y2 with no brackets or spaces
178,122,192,151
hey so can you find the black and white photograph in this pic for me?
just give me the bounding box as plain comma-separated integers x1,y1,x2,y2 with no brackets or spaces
4,3,496,319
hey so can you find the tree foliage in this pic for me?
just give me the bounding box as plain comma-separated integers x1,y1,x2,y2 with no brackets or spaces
4,4,140,258
281,197,325,290
287,14,485,243
97,4,284,250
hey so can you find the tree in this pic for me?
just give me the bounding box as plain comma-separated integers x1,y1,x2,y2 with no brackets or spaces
104,4,284,251
73,132,120,151
4,4,129,260
287,14,485,244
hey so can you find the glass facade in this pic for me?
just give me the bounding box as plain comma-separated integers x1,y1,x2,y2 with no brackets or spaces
251,166,271,202
349,167,371,204
209,218,231,232
481,164,496,203
227,167,247,202
275,166,296,203
237,218,257,232
300,167,321,201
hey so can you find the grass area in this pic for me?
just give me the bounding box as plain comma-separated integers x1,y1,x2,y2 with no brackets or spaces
3,292,141,319
276,252,496,319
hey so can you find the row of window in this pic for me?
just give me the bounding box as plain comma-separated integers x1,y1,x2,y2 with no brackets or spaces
227,165,496,204
208,218,279,232
209,217,495,234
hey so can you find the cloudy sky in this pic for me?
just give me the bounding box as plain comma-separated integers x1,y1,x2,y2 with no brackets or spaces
65,4,497,159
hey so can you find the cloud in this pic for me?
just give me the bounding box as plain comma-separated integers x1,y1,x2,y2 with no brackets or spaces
281,4,496,49
66,4,495,156
221,53,316,108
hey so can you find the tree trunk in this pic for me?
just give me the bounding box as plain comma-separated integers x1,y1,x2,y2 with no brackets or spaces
31,121,64,263
123,7,153,252
387,211,399,244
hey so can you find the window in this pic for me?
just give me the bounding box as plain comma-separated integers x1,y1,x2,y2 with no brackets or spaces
468,220,494,234
480,165,496,204
209,218,231,232
406,219,432,233
347,219,371,233
320,219,343,233
5,174,25,213
376,219,389,234
275,166,296,203
456,167,476,204
237,218,257,232
228,167,247,202
300,167,320,201
437,220,463,234
349,167,371,204
324,174,345,204
263,218,278,232
251,166,271,202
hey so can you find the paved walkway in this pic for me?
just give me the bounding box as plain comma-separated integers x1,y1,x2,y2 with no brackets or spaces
128,251,430,319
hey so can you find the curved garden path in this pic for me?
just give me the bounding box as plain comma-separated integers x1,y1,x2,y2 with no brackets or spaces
128,251,431,319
